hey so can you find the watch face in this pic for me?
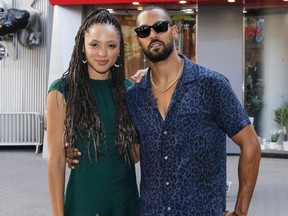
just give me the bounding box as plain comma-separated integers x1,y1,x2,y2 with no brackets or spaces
0,43,7,60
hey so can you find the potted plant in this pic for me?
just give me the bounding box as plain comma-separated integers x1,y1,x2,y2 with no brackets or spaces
245,75,263,118
274,103,288,150
270,130,281,142
269,129,281,149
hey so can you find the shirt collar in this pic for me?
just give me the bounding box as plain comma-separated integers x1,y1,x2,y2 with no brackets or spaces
137,54,201,90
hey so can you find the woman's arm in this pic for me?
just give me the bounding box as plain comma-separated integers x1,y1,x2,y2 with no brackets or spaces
132,144,140,164
47,90,66,216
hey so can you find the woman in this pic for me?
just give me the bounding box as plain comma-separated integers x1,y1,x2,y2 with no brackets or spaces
47,9,139,216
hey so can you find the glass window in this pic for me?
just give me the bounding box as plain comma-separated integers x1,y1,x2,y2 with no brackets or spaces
244,9,288,152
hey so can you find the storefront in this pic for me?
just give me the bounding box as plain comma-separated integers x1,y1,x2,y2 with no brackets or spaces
244,9,288,155
47,0,288,156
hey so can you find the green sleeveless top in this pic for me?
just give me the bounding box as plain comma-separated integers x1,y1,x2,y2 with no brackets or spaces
49,78,139,216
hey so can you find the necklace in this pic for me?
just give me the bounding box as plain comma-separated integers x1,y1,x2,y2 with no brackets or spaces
150,59,184,92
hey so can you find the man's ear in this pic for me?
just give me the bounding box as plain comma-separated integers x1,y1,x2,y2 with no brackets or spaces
171,24,179,39
135,35,141,46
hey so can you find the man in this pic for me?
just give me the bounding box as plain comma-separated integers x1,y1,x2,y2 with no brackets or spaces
68,6,261,216
126,6,261,216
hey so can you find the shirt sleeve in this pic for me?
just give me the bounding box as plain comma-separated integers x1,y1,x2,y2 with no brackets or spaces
213,74,250,138
48,78,68,100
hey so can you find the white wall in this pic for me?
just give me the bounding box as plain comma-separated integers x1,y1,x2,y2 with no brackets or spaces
0,0,50,113
43,5,83,158
197,6,244,153
47,5,83,87
260,10,288,140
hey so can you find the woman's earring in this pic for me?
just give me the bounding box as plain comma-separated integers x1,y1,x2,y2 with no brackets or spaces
114,55,120,67
82,59,87,64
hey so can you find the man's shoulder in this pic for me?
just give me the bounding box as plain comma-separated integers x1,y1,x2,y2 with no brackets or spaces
126,80,147,109
127,78,145,93
127,82,141,99
184,60,228,85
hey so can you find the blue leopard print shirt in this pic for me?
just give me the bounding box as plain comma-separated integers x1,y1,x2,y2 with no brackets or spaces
127,54,250,215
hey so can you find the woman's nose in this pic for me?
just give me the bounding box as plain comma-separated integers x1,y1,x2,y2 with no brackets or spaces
97,46,107,56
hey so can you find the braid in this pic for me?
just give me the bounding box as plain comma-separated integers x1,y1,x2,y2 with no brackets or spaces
62,8,137,164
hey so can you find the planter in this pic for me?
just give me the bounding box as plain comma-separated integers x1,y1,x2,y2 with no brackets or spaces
249,117,254,125
260,144,266,150
269,142,277,150
283,141,288,151
276,143,283,150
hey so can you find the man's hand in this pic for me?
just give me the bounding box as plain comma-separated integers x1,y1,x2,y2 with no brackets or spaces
65,143,81,169
131,68,148,83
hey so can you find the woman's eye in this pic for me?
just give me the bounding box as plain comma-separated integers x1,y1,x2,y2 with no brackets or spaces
90,43,98,48
108,44,117,49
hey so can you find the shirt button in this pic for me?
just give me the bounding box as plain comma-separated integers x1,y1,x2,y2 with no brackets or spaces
165,182,170,186
163,131,167,135
164,156,168,160
167,207,171,211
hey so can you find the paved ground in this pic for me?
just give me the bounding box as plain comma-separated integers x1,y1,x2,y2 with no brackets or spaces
0,146,287,216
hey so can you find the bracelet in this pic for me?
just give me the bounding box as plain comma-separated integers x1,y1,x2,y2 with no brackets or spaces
233,212,240,216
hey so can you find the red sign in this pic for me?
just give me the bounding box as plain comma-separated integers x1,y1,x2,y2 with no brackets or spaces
49,0,183,5
245,17,264,43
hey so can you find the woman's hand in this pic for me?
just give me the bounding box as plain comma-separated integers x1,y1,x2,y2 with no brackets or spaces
65,144,81,169
132,144,140,163
131,68,148,83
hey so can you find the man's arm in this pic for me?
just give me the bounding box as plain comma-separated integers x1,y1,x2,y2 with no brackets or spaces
231,124,261,216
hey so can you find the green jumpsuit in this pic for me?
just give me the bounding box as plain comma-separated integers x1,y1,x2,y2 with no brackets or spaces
49,78,139,216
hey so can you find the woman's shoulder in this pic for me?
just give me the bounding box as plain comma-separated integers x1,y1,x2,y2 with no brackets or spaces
48,77,68,94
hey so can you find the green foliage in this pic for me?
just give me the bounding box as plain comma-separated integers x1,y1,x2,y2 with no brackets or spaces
274,104,288,128
271,131,281,142
245,75,263,116
274,103,288,141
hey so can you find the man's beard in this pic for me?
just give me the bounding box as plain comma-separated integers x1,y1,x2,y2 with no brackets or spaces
143,39,174,63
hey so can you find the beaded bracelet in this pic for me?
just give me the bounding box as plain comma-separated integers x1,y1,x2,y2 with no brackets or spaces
233,212,240,216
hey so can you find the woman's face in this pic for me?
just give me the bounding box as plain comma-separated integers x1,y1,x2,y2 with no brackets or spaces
83,23,120,79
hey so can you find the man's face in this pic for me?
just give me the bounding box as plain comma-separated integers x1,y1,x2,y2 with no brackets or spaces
135,9,175,63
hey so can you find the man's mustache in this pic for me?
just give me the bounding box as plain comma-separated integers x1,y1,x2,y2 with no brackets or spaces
148,39,164,49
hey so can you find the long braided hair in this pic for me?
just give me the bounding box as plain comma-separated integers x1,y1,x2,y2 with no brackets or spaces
62,8,137,164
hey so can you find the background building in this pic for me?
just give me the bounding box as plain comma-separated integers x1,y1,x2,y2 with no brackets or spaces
0,0,288,156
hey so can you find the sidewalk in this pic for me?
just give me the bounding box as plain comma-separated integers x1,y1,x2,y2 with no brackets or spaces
0,146,287,216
